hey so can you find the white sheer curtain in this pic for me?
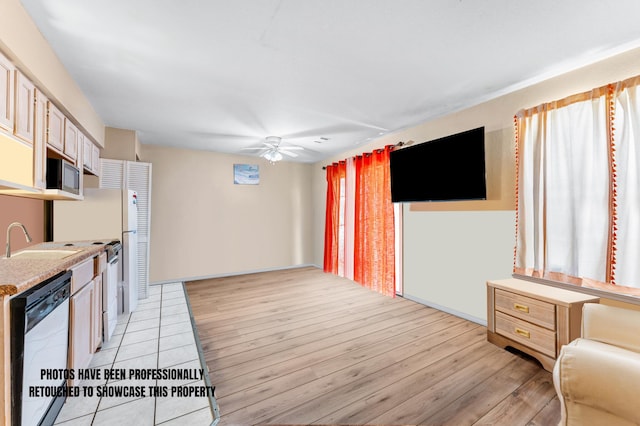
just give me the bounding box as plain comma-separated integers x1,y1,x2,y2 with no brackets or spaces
515,107,546,276
513,84,640,295
613,79,640,288
515,92,610,284
545,94,610,282
343,157,356,280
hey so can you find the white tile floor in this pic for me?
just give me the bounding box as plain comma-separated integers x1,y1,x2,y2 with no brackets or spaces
54,283,219,426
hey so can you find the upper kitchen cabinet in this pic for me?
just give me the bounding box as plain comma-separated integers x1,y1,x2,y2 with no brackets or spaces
64,118,78,163
0,54,34,192
91,144,100,177
82,132,91,169
0,49,101,198
14,71,35,144
33,89,48,189
81,131,101,177
0,52,14,133
47,101,65,154
76,129,84,170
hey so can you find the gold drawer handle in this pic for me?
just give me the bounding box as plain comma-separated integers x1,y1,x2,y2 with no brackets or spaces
515,328,531,339
514,303,530,313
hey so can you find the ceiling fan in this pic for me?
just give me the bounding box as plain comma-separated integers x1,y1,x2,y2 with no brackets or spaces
241,136,305,162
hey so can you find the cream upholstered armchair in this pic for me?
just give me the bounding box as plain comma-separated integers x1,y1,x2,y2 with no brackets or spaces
553,303,640,426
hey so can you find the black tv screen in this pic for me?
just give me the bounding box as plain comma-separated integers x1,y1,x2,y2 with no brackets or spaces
390,127,486,202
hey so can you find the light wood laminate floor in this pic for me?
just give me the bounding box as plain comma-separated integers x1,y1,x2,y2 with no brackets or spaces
186,267,560,426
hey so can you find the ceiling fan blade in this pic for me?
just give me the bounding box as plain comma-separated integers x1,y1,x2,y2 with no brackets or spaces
279,149,299,158
280,145,304,150
240,147,266,150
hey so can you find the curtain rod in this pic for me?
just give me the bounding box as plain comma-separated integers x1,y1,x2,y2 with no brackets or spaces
321,140,413,169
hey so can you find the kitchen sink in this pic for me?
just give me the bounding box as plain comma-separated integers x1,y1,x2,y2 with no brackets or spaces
10,249,81,260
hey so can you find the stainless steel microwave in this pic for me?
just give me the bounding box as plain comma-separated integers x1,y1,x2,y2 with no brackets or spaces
46,158,80,194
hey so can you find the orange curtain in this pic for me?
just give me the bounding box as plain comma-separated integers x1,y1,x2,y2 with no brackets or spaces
353,146,395,296
323,161,345,274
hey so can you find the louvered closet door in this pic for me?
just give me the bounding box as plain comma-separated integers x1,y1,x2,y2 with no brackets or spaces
99,159,152,300
127,162,152,300
99,159,125,189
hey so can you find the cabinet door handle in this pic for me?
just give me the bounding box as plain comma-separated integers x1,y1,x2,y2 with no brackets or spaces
514,303,530,313
515,328,531,339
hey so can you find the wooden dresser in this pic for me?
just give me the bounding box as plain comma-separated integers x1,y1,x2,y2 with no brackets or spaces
487,278,599,371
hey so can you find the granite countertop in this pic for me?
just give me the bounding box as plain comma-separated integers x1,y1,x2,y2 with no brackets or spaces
0,241,108,296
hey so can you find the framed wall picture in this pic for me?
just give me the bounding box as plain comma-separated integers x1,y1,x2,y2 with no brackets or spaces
234,164,259,185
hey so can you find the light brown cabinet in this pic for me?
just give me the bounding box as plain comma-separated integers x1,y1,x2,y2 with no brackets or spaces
47,101,65,153
68,255,105,386
91,275,103,353
76,130,84,171
0,51,14,133
69,279,94,386
13,71,34,144
70,257,94,294
91,144,100,176
81,132,101,176
0,54,36,193
63,118,78,162
0,51,95,199
80,133,100,176
92,253,106,353
487,278,599,371
33,89,47,189
82,133,91,169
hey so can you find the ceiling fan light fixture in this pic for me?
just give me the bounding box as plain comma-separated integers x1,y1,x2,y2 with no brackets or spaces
263,149,283,162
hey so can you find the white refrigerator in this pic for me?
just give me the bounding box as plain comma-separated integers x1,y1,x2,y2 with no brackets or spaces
54,189,139,315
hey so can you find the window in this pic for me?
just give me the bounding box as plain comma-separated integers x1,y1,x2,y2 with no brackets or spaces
515,77,640,297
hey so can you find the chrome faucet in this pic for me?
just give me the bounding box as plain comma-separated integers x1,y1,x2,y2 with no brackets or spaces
5,222,32,258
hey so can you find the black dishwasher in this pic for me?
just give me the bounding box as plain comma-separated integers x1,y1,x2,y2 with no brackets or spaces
10,271,71,426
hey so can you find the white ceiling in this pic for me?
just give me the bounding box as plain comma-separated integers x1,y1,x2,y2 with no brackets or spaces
20,0,640,162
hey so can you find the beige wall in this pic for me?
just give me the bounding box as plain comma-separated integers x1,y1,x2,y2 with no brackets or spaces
0,0,104,146
142,145,314,283
103,127,138,161
312,46,640,323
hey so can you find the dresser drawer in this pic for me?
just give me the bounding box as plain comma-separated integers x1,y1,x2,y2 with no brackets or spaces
495,288,556,330
495,311,556,358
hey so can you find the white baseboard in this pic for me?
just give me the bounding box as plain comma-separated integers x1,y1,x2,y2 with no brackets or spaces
149,264,321,286
401,293,487,326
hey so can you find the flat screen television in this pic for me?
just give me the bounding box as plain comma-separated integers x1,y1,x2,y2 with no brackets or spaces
390,126,486,202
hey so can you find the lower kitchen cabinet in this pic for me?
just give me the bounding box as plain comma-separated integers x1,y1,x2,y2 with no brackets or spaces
91,275,103,353
68,252,105,386
69,280,94,386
